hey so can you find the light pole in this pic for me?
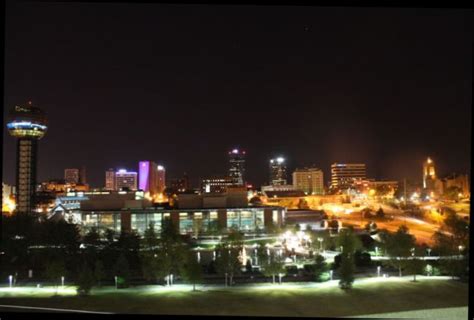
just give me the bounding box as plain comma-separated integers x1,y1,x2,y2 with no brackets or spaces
225,273,228,287
377,266,381,277
317,237,323,253
61,276,65,288
427,248,431,257
8,275,13,288
114,276,118,289
278,273,282,284
375,246,379,256
329,270,333,281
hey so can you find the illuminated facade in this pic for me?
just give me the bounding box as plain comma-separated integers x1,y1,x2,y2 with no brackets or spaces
2,183,16,214
292,167,324,195
330,163,366,190
115,169,138,191
201,177,234,193
423,157,436,189
6,102,48,214
138,161,166,196
269,157,287,185
105,168,116,190
228,148,246,186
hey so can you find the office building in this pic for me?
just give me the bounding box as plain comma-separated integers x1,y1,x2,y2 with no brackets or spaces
170,173,190,193
228,148,245,186
105,168,116,190
293,167,324,195
115,169,138,191
201,176,234,193
330,163,366,190
80,166,87,184
64,168,80,184
6,102,48,213
269,157,287,186
138,161,165,195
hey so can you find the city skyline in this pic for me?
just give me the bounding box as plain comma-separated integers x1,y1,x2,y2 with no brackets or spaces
2,2,471,188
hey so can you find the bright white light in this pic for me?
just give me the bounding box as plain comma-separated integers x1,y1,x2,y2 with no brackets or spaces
118,169,126,173
232,149,239,154
157,165,164,170
277,157,285,163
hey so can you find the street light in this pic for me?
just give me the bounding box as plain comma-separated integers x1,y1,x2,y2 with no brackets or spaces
377,266,381,277
61,276,65,288
114,276,118,289
8,275,13,288
427,248,431,256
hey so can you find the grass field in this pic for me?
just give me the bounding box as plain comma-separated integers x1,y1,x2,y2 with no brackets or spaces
0,277,468,317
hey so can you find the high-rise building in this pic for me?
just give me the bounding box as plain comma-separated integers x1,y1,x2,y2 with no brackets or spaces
105,168,116,190
423,157,436,189
115,169,138,191
64,168,80,184
170,173,189,193
293,167,324,195
330,163,366,190
269,157,287,185
138,161,166,195
6,102,48,213
80,166,87,184
157,165,166,193
228,148,245,186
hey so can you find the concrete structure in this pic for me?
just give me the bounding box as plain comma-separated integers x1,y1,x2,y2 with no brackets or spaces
330,163,366,190
6,102,48,213
293,167,324,195
269,157,287,186
115,169,138,191
228,148,245,186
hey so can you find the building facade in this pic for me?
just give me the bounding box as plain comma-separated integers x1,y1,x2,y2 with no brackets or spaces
330,163,366,190
293,167,324,195
201,177,234,193
228,148,245,186
138,161,166,196
6,102,48,213
423,157,436,189
105,168,116,190
115,169,138,191
269,157,287,186
64,168,80,184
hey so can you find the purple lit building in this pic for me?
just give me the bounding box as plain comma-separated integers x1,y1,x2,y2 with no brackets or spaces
138,161,166,195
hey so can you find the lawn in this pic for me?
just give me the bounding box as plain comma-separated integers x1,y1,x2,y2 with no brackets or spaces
0,277,468,317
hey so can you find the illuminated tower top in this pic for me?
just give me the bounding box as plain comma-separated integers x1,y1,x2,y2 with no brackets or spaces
7,102,48,139
423,157,436,188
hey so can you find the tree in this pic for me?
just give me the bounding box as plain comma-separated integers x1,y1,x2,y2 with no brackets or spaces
143,223,160,250
94,260,105,287
44,260,65,294
313,254,328,282
259,248,286,284
83,227,101,246
113,253,130,288
182,251,203,291
215,232,243,287
443,186,462,202
104,229,116,244
337,228,361,290
375,207,385,219
385,225,416,277
406,247,425,282
77,262,95,296
157,218,187,286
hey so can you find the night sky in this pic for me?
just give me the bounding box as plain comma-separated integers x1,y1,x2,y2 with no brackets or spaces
3,2,472,188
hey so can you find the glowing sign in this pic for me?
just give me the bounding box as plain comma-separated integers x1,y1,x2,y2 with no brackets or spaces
7,121,47,130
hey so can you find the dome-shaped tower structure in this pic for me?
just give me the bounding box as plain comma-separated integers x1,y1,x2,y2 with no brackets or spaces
6,101,48,214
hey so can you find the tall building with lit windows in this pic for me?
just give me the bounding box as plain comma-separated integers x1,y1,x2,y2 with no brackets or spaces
423,157,436,189
115,169,138,191
64,168,80,184
269,157,287,185
228,148,246,186
330,163,366,190
138,161,166,196
293,167,324,195
6,102,48,214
